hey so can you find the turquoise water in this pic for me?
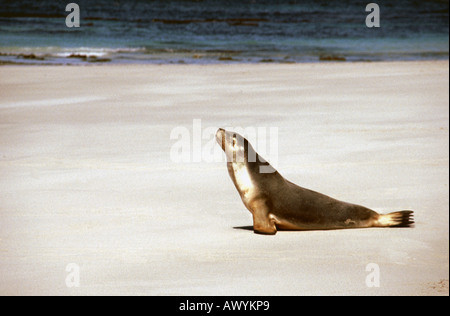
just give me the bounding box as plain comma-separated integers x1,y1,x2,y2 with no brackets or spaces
0,0,448,64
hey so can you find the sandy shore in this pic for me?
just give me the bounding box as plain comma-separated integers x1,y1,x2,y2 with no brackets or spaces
0,61,448,296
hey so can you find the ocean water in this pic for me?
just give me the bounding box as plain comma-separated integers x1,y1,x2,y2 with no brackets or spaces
0,0,448,64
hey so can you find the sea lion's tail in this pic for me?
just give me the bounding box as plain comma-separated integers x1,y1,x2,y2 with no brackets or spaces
375,210,414,227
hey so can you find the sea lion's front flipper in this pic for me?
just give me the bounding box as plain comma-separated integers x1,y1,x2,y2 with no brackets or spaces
249,199,277,235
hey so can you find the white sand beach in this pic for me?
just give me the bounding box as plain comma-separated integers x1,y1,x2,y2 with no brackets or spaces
0,61,448,296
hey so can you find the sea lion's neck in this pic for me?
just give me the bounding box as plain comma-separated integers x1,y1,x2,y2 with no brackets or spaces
227,162,255,202
227,159,284,204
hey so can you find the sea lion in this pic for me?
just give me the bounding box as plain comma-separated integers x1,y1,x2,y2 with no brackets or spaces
216,128,414,235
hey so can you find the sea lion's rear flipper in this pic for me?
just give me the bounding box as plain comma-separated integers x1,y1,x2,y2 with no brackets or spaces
375,210,414,227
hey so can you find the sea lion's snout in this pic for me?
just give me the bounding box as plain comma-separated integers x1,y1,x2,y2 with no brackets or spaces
216,129,250,164
216,128,226,150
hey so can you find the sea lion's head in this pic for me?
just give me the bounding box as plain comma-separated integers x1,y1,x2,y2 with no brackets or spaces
216,128,277,174
216,128,251,164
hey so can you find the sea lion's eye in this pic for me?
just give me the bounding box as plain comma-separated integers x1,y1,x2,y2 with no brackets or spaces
232,135,237,147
